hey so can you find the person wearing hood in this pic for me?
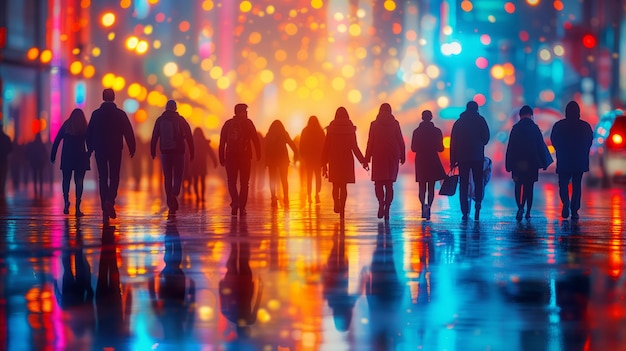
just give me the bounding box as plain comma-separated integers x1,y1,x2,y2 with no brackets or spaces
364,103,406,221
151,100,194,215
550,101,593,220
411,110,446,220
218,103,262,216
505,105,552,220
450,100,490,221
87,88,136,223
321,106,366,219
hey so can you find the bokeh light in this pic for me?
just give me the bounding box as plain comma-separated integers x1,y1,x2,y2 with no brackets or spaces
26,47,39,61
101,12,115,27
40,49,52,64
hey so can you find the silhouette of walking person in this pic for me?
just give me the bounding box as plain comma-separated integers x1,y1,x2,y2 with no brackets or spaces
411,110,446,220
189,127,218,203
322,107,366,219
450,101,490,221
51,108,90,216
26,133,47,197
86,88,136,223
299,116,326,205
264,120,298,209
219,104,262,216
149,219,196,341
219,217,263,338
323,222,358,332
0,123,12,198
150,100,194,215
506,105,552,220
550,101,593,220
364,103,405,221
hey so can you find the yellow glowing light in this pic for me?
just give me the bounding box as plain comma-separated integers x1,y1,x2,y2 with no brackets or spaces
26,47,39,61
144,25,153,35
249,32,262,44
128,83,142,98
260,69,274,83
92,47,101,57
134,109,148,123
137,87,147,101
136,40,149,54
163,62,178,77
202,0,214,11
355,47,367,59
147,91,161,106
349,24,362,36
384,0,396,11
69,61,83,75
312,89,324,101
240,1,252,12
526,0,539,5
285,23,298,36
548,145,555,154
298,86,310,100
491,64,505,80
148,0,159,4
188,87,201,100
539,48,551,61
83,65,95,79
553,44,565,56
443,136,451,149
305,76,319,89
257,308,271,323
311,0,323,9
217,76,231,90
72,48,80,55
204,115,219,129
341,65,355,78
107,32,115,41
283,78,297,92
442,26,453,36
153,40,161,49
332,77,346,91
120,0,131,8
40,50,52,64
113,76,126,91
200,58,213,71
173,43,186,56
170,73,184,88
266,5,275,14
210,66,223,79
101,12,116,27
461,0,473,12
613,133,623,145
275,50,287,62
102,73,116,88
426,65,440,79
126,36,139,50
178,103,193,117
347,89,362,104
437,96,449,108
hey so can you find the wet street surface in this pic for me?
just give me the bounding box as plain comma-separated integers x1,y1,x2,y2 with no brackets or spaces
1,173,625,351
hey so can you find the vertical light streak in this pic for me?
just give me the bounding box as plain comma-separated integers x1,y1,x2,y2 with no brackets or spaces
49,0,62,142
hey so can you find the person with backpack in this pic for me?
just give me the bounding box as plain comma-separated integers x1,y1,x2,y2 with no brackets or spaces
151,100,194,215
218,103,262,216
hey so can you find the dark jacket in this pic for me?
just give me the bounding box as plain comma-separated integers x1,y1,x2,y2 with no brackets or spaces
86,102,136,155
322,119,365,184
450,111,490,165
505,118,549,183
0,131,12,163
190,137,217,177
299,124,326,168
51,121,90,171
364,112,405,182
150,111,194,159
550,115,593,174
264,127,297,168
411,121,446,182
218,116,261,164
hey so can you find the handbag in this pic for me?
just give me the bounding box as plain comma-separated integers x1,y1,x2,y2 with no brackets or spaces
439,167,459,196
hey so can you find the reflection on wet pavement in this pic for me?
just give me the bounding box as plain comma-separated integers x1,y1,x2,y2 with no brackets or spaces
1,176,625,350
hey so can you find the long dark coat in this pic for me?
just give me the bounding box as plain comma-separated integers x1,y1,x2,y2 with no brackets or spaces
51,123,90,172
550,116,593,174
505,118,549,183
450,111,490,164
322,119,365,184
299,123,326,169
411,121,445,182
364,113,405,182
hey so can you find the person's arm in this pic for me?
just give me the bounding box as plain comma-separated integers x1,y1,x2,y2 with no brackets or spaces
208,141,218,168
364,123,373,163
410,129,418,153
352,132,366,164
436,128,444,152
249,121,262,161
150,119,160,159
285,131,299,163
50,127,64,163
449,124,458,168
183,119,194,161
481,117,490,145
505,130,514,172
122,111,136,157
396,122,406,164
86,113,95,153
218,122,228,166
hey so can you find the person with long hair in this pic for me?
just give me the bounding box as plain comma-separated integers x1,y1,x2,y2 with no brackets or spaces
51,108,90,216
364,103,405,221
189,127,218,202
322,107,366,219
411,110,446,220
264,120,298,209
299,116,326,204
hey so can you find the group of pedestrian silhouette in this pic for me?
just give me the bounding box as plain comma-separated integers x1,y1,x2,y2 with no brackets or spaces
0,88,594,222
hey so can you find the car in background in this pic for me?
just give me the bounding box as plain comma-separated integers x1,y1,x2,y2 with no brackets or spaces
588,110,626,187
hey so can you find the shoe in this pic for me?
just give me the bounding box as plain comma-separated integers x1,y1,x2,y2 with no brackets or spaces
462,214,468,221
516,208,523,221
172,197,179,211
63,201,70,215
384,204,390,221
239,208,247,216
105,202,116,219
525,210,531,220
474,211,480,221
315,194,320,204
425,204,431,220
571,211,579,220
421,205,426,219
378,202,385,219
333,201,340,213
102,211,109,225
231,207,238,216
271,196,278,208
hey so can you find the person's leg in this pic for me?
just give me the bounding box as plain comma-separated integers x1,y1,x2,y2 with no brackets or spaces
107,151,122,207
558,172,572,218
200,175,206,202
225,159,240,214
339,183,347,218
74,169,86,216
458,163,470,219
471,160,484,220
383,181,394,220
305,165,313,203
171,154,186,211
332,183,340,213
95,152,109,212
375,181,385,218
570,172,583,219
426,181,435,220
268,165,278,207
418,181,426,218
525,182,534,218
279,164,289,205
238,158,251,214
161,154,174,210
62,169,72,214
514,181,523,220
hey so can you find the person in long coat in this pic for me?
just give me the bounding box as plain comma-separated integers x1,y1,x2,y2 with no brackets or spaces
550,101,593,220
411,110,445,220
322,107,366,219
364,103,405,220
51,108,90,216
506,105,551,220
299,116,326,204
189,127,218,202
264,120,298,208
